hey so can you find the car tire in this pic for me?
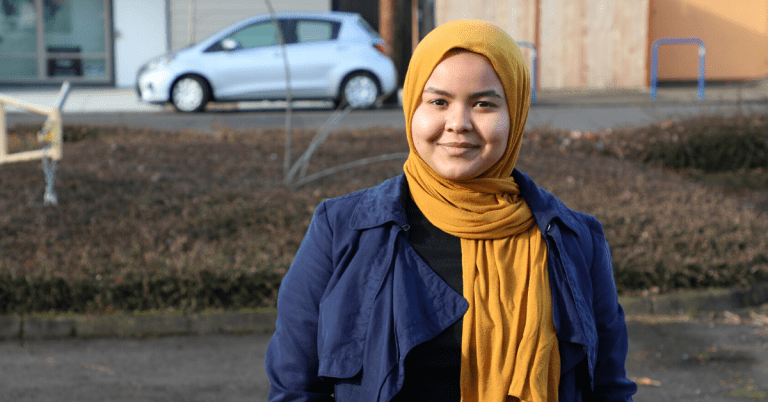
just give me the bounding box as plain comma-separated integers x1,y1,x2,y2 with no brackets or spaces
338,73,379,109
171,75,211,113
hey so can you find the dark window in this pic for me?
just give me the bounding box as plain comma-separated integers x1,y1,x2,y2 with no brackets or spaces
295,20,340,43
206,20,291,52
228,21,279,48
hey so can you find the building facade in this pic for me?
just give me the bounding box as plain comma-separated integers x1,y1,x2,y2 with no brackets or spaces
651,0,768,82
0,0,329,87
3,0,766,89
1,0,116,85
435,0,768,89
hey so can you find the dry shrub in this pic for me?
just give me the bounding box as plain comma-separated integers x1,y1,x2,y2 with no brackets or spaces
0,124,407,313
1,114,767,313
521,113,768,293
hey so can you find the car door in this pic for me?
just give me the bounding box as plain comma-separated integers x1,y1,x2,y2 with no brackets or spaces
283,19,342,98
201,20,289,100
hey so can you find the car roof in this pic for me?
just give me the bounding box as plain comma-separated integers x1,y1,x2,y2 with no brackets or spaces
193,11,365,50
246,11,360,23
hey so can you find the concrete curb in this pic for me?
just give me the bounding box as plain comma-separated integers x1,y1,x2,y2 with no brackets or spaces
619,283,768,316
0,310,277,341
2,284,768,341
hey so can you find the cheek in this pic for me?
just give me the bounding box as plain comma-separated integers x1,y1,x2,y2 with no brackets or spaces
412,135,428,159
411,107,439,150
487,116,510,160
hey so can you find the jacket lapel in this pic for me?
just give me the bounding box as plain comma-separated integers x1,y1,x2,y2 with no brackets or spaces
513,169,592,375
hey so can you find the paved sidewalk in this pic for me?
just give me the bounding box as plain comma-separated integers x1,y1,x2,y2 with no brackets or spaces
533,78,768,106
1,78,766,114
0,86,163,113
2,289,768,402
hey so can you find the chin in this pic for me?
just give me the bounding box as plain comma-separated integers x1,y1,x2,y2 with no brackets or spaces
436,170,480,181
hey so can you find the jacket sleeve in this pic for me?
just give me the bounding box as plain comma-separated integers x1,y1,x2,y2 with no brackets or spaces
588,219,638,401
266,202,335,402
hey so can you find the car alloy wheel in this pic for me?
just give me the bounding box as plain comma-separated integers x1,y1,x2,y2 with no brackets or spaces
171,76,210,113
342,74,379,109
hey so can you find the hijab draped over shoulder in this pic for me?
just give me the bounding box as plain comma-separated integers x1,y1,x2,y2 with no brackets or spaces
402,20,560,402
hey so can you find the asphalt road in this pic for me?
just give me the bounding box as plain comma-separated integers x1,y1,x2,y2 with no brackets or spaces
2,314,767,402
5,100,768,133
625,316,768,401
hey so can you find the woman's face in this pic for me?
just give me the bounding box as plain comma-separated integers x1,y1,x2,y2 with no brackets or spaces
411,50,510,180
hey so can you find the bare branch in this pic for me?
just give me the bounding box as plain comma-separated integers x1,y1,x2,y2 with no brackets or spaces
263,0,294,184
290,152,409,189
285,104,352,183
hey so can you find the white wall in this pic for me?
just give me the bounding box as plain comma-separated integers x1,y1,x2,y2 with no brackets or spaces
113,0,169,87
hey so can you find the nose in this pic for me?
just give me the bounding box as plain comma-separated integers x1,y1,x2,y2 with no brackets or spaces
446,104,472,133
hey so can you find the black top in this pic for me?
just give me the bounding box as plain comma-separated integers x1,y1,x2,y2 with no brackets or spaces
391,194,463,401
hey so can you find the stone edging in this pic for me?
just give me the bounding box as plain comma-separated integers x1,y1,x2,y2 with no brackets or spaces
0,310,277,341
2,284,767,340
619,283,768,316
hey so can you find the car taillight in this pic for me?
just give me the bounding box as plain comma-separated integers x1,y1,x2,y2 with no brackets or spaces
375,42,390,56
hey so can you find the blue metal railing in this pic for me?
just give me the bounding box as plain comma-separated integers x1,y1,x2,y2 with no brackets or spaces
650,37,706,100
516,41,538,102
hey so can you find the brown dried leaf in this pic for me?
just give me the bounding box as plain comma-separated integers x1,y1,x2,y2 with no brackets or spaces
630,377,662,387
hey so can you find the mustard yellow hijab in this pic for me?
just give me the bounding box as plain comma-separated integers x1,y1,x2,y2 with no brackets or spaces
402,20,560,402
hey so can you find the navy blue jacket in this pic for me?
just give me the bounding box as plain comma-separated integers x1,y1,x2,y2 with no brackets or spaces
266,170,637,401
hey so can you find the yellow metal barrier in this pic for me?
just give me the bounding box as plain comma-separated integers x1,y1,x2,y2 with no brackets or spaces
1,82,69,205
0,94,63,165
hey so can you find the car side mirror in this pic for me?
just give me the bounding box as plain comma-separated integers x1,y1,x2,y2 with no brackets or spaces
221,38,240,51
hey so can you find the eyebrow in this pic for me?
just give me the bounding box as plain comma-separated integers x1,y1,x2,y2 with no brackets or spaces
423,87,504,100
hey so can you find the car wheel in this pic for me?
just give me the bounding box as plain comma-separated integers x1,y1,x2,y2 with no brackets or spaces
339,73,379,109
171,76,210,113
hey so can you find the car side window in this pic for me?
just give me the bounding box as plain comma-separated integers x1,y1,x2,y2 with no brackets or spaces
205,20,295,52
295,20,339,43
228,21,280,49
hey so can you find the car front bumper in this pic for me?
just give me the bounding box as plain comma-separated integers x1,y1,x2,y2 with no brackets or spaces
136,68,174,104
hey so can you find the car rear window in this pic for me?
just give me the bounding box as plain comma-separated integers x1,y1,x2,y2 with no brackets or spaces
296,20,340,43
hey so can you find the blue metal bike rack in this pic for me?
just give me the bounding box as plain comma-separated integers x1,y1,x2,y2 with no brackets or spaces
516,41,538,102
650,37,706,100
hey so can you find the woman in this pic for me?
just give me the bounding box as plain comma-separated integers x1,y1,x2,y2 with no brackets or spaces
266,19,637,402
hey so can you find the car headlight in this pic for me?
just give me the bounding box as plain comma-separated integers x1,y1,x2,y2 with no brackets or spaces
140,54,175,75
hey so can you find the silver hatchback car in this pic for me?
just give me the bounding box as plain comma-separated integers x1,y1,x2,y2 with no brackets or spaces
136,11,398,112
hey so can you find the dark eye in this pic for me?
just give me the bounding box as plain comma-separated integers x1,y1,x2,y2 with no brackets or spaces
474,100,496,108
429,98,448,106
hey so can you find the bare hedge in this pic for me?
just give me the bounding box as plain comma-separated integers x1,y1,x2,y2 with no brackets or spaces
1,115,766,314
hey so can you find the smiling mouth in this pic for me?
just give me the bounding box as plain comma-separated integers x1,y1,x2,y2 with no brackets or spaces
438,142,478,149
438,142,479,155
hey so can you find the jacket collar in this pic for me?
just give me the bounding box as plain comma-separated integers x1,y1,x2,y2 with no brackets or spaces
349,176,409,230
513,169,581,236
349,172,579,235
